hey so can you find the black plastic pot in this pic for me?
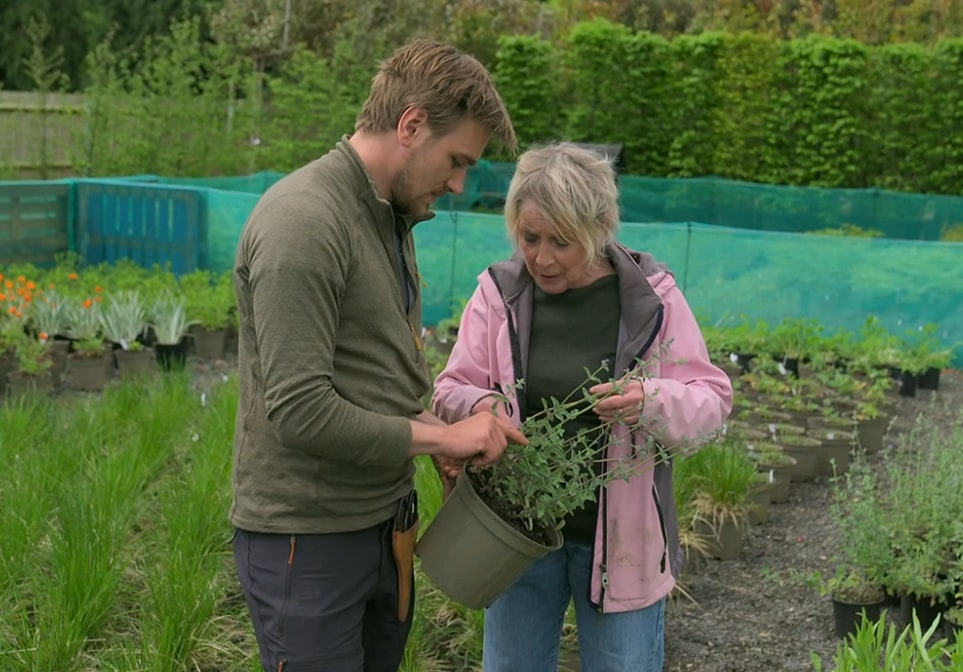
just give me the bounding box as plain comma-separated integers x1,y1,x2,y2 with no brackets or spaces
900,592,952,631
832,597,886,640
733,352,756,374
899,371,918,397
155,340,189,371
918,367,941,391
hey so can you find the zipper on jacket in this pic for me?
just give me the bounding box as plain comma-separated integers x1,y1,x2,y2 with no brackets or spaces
652,485,669,574
629,304,664,377
392,222,414,314
595,478,610,613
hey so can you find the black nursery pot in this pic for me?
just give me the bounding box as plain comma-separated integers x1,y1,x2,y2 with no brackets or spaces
897,370,918,397
734,352,756,374
774,355,800,378
155,340,189,371
918,367,941,391
832,597,886,640
900,593,952,631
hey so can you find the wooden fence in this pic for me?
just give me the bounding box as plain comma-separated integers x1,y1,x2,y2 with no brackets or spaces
0,91,87,179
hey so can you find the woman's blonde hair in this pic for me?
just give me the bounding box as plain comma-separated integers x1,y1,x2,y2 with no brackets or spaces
505,142,619,265
355,39,516,152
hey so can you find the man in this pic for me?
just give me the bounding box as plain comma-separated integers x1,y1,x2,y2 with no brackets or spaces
231,39,523,671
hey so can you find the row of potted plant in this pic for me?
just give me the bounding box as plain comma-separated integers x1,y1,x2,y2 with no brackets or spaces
681,318,963,644
702,315,956,391
0,258,238,396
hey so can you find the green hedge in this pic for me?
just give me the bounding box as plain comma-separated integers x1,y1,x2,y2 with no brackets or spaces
70,18,963,198
492,21,963,195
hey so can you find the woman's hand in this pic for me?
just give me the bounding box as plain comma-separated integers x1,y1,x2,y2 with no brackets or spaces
589,377,646,425
470,395,512,420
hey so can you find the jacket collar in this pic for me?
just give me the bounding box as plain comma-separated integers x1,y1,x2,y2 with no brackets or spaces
488,241,667,378
335,135,436,233
490,242,664,328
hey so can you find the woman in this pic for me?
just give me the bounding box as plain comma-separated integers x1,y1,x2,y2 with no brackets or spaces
431,142,732,671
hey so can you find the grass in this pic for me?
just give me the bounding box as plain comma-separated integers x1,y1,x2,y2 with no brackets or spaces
0,373,499,671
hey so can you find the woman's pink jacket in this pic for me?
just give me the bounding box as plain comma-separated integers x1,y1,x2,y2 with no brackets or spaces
432,242,733,613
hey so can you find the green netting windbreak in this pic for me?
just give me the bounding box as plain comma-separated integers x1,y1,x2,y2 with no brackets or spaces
129,160,963,242
160,171,285,195
412,213,963,366
617,177,963,241
625,224,962,368
205,188,262,272
435,162,963,241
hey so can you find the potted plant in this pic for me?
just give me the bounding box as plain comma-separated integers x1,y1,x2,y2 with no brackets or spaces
26,289,70,386
0,317,26,387
904,324,954,391
672,458,713,575
181,270,235,359
100,290,155,379
827,456,892,639
65,297,109,391
417,368,661,608
766,317,824,378
882,448,962,632
149,291,195,371
7,333,54,395
681,442,756,560
746,441,797,504
771,433,823,482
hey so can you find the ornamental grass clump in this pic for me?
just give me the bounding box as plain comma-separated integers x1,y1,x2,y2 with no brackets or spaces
100,290,148,350
66,296,106,357
28,289,69,341
149,291,195,345
467,364,665,545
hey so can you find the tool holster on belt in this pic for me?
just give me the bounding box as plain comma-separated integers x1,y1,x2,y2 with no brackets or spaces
392,490,419,622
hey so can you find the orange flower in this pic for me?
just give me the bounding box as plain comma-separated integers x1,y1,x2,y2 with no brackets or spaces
25,281,35,290
16,275,25,284
0,294,5,301
48,282,55,289
4,280,12,289
94,286,103,293
68,272,78,280
39,331,49,342
94,296,103,303
7,307,15,315
23,295,31,303
82,298,93,309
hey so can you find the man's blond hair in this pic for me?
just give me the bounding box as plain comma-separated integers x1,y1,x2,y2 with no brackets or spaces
356,39,517,153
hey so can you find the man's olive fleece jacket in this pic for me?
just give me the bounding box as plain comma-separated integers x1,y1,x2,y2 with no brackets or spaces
230,138,431,534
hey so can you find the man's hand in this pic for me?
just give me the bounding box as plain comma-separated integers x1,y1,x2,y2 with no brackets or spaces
408,407,525,487
444,412,526,468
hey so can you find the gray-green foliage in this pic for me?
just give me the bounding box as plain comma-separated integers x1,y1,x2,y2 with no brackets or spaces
471,363,659,537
